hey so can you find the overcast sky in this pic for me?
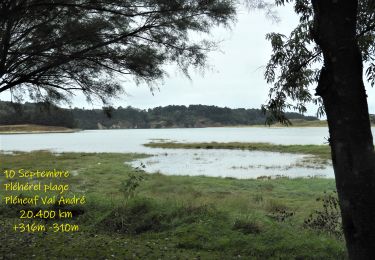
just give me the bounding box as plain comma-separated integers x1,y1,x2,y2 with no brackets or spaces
108,6,304,111
1,5,375,116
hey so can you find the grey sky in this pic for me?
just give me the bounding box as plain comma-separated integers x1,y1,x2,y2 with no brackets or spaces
99,8,297,108
120,7,299,110
1,5,374,116
92,6,302,110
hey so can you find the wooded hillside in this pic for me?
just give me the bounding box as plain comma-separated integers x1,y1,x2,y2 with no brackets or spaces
0,101,318,129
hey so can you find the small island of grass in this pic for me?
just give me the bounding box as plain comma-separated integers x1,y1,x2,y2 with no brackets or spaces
0,124,79,134
144,141,332,160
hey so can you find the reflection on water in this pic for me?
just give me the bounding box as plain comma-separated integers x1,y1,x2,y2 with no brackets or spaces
0,127,338,179
1,127,331,153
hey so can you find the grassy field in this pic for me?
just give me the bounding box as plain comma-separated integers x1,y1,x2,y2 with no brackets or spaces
0,124,77,134
0,151,345,259
144,142,332,161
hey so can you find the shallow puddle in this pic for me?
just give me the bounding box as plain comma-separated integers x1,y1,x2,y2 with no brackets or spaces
128,149,334,179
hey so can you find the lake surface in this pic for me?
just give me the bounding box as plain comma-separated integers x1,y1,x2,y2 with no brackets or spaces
0,127,336,178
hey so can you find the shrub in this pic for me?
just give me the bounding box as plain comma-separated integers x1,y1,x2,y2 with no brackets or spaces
99,198,162,234
120,171,145,199
266,200,295,222
98,200,223,235
232,218,262,234
303,191,343,238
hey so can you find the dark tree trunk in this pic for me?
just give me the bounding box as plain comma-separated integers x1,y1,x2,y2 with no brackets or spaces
312,0,375,258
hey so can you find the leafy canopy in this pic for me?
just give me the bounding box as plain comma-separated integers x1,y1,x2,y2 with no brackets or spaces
0,0,236,104
263,0,375,124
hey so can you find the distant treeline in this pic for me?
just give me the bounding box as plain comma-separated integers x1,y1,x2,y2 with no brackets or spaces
0,101,319,129
0,101,76,128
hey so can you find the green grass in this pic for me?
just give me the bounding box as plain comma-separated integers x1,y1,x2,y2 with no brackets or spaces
144,141,332,160
0,151,346,259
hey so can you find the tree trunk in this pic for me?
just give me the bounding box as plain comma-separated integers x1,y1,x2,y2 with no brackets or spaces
312,0,375,258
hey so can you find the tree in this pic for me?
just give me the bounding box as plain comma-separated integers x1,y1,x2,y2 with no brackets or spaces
0,0,236,104
264,0,375,257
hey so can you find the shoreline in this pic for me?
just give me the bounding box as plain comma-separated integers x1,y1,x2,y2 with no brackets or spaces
0,124,80,134
144,141,332,160
0,129,81,134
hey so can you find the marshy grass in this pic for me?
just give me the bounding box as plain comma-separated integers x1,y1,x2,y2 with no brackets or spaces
0,151,345,259
144,141,332,160
0,124,77,133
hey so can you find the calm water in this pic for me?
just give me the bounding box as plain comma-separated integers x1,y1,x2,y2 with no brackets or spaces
0,127,336,178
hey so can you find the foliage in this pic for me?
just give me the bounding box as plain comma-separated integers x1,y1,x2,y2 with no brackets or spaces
99,198,162,234
263,0,375,123
232,218,262,234
265,199,295,222
0,0,236,104
303,191,343,238
120,165,146,199
0,101,76,128
267,208,294,222
0,101,318,129
99,199,223,235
